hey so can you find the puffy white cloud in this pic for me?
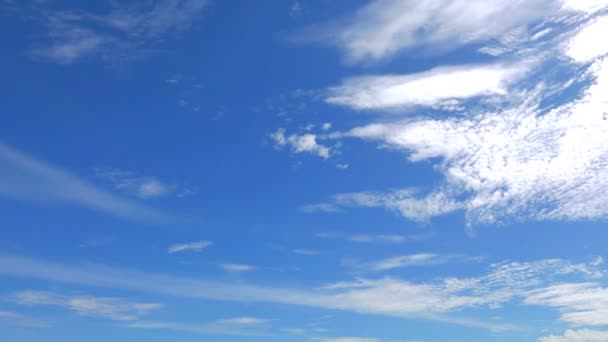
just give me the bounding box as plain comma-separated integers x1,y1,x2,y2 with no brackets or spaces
168,240,211,254
270,128,332,159
326,63,528,110
539,329,608,342
566,16,608,63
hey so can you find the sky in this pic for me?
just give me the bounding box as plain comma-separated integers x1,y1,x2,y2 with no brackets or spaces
1,1,608,341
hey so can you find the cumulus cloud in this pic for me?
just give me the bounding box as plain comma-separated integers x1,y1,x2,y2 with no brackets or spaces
566,16,608,63
168,240,211,254
270,128,332,159
303,0,607,63
326,63,529,110
13,290,162,321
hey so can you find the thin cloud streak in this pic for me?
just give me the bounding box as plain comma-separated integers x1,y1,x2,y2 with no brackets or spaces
0,255,603,331
0,143,168,223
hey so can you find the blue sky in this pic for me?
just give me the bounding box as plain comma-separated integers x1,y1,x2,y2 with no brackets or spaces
2,1,608,341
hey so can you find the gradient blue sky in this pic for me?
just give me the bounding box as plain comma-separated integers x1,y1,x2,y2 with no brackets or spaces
2,1,608,341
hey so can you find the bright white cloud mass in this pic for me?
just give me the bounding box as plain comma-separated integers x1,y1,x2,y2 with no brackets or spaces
311,0,608,63
4,0,608,341
305,8,608,227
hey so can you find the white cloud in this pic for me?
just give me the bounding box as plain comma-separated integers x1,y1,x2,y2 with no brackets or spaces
294,249,321,256
95,168,181,200
347,234,407,244
317,338,380,342
334,54,608,225
566,16,608,63
168,240,211,254
306,0,607,63
525,283,608,326
13,290,162,321
1,255,603,331
270,128,332,159
359,254,448,272
326,63,528,110
308,189,462,222
0,144,167,223
539,329,608,342
220,263,256,273
126,316,270,336
0,310,47,328
28,0,208,63
316,232,411,245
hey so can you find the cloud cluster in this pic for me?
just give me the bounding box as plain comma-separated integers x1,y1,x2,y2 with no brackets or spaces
270,128,332,159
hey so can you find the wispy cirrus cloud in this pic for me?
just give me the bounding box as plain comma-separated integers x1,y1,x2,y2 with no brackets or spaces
306,189,462,223
0,143,168,223
23,0,209,64
294,249,321,256
0,310,47,328
126,316,271,337
219,263,257,273
316,232,411,245
299,0,607,63
168,240,211,254
316,338,380,342
297,1,608,229
539,329,608,342
351,254,452,272
326,62,529,111
12,290,162,321
0,255,605,330
95,168,190,200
